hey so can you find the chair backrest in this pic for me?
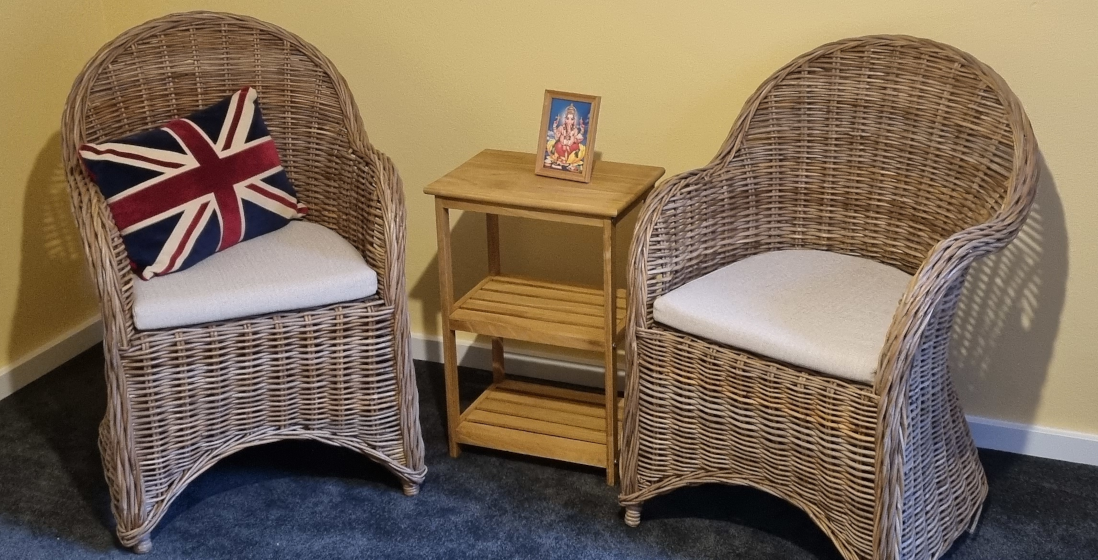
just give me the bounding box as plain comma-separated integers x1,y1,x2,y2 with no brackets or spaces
61,11,368,231
715,36,1035,274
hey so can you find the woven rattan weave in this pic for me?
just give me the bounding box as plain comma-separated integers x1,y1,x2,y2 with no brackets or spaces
618,36,1038,560
61,12,426,553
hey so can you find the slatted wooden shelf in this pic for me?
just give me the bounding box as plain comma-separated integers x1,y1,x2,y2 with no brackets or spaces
457,380,624,467
428,151,662,484
449,275,626,352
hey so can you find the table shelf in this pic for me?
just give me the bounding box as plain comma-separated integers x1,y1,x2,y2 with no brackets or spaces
449,275,625,352
457,380,623,468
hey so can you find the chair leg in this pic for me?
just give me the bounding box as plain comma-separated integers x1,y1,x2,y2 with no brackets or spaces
132,535,152,554
100,410,153,554
967,503,984,535
402,481,421,497
624,504,643,527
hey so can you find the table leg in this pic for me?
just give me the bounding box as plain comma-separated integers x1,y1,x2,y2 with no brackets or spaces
487,214,506,384
435,199,461,458
442,328,461,458
602,219,618,485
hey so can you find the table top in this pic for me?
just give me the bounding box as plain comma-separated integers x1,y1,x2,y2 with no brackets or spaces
423,150,665,219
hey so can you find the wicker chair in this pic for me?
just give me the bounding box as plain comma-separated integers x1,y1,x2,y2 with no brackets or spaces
619,36,1038,560
61,12,426,552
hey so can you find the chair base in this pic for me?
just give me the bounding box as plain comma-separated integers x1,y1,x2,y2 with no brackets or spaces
132,535,152,554
967,503,984,535
103,429,427,554
100,296,427,552
624,505,642,527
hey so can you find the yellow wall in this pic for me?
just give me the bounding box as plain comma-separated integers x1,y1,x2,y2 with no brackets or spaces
3,1,1096,434
0,1,105,367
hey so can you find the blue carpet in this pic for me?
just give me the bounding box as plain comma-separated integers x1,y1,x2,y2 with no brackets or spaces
0,347,1095,559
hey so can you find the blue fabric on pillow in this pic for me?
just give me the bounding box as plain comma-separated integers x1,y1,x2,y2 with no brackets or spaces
79,87,307,279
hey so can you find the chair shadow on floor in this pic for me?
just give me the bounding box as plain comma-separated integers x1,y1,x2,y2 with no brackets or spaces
146,439,403,542
642,484,846,560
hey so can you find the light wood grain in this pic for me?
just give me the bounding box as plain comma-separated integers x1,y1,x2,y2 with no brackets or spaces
488,389,605,418
458,300,605,328
485,277,605,304
457,422,606,467
449,275,625,352
452,276,491,312
455,383,618,466
465,410,605,444
602,219,618,485
450,310,605,352
487,213,506,384
458,385,496,424
437,198,604,226
477,398,606,431
472,288,603,318
425,150,663,218
435,199,461,458
497,379,604,405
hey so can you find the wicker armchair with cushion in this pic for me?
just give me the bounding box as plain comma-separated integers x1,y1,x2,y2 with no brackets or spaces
61,12,425,552
618,36,1038,560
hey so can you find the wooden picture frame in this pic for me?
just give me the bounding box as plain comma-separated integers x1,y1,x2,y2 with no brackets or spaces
534,90,600,183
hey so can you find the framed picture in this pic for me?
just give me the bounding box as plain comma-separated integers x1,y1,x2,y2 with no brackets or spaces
535,90,600,183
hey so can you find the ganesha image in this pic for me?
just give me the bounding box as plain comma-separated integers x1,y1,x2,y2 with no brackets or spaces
544,102,589,172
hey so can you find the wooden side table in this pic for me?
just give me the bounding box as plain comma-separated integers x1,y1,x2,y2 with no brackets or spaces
425,149,664,485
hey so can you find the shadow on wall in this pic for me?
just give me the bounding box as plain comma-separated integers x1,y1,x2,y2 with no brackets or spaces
2,134,108,544
950,154,1067,428
7,132,97,364
410,210,489,338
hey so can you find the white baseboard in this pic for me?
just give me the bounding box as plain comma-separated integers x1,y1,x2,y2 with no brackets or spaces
0,316,102,401
410,333,1098,468
409,332,625,389
4,323,1097,469
966,416,1098,466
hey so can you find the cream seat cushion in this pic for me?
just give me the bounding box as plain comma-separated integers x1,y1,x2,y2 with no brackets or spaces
132,221,378,330
652,250,913,384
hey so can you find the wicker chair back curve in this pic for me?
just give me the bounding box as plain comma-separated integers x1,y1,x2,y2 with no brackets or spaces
62,11,398,347
634,35,1037,343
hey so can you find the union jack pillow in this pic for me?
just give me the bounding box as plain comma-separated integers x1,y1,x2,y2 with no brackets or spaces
79,87,308,279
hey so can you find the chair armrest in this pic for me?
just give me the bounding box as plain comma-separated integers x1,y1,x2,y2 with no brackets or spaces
875,217,1029,399
875,149,1040,398
63,162,137,349
344,145,407,309
869,155,1036,556
626,161,769,330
